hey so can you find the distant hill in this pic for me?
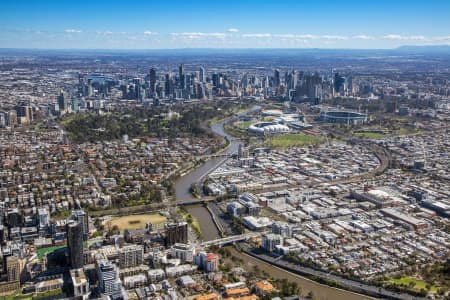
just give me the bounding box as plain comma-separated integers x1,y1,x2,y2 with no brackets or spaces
395,45,450,53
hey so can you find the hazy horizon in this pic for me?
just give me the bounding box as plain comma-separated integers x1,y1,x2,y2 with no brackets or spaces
1,0,449,49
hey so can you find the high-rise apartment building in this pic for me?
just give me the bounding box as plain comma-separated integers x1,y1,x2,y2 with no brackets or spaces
67,220,84,269
118,245,144,268
164,222,188,247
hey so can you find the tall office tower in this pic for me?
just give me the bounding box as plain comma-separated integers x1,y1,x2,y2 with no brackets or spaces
334,73,345,93
273,69,281,87
149,67,156,93
212,73,220,87
133,78,143,100
263,76,269,88
71,210,89,241
164,222,188,247
67,220,84,269
306,73,323,99
197,84,205,99
165,73,174,97
291,70,298,90
179,64,185,89
347,75,354,95
242,73,249,88
96,260,123,299
73,97,80,112
118,245,144,268
6,256,20,282
199,66,206,83
120,84,128,99
57,90,69,112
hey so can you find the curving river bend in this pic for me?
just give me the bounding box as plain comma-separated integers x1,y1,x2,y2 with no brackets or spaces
172,105,377,299
174,106,259,240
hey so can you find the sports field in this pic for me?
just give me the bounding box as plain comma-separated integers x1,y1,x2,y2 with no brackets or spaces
354,132,385,139
107,213,167,232
387,277,438,292
269,133,321,148
234,121,253,129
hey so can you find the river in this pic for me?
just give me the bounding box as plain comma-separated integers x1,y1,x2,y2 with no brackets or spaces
227,247,374,300
174,106,259,240
185,204,220,241
173,105,379,299
174,113,248,202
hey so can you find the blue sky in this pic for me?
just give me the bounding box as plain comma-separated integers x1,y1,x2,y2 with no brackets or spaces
0,0,449,49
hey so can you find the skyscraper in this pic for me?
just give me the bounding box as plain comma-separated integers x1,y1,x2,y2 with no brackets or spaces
67,220,84,269
273,69,281,87
199,66,206,83
71,210,89,241
291,70,298,90
133,78,143,100
334,73,345,93
72,97,79,112
179,64,185,89
57,90,69,113
149,67,156,94
165,73,173,97
212,73,220,87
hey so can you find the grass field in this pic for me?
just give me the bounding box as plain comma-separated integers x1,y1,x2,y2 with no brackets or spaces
37,245,66,260
268,133,321,148
107,213,167,232
354,132,386,139
234,121,253,129
179,209,202,238
387,277,438,292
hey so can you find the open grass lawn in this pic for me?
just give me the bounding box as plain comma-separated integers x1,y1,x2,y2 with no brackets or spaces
262,116,275,121
107,213,167,232
388,277,438,292
37,245,66,260
6,288,64,300
179,208,202,238
234,121,253,129
354,132,386,139
269,133,321,148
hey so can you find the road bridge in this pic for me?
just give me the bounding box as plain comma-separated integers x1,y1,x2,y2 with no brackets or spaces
200,232,262,248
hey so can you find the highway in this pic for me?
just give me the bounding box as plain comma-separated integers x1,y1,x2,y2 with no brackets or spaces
241,245,427,300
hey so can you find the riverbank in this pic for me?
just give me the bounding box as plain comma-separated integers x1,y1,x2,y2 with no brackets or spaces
227,246,374,300
185,205,220,241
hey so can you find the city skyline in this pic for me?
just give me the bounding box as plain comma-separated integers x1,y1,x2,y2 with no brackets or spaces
1,0,450,49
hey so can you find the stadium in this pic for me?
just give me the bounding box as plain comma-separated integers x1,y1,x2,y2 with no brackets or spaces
248,122,291,135
319,110,368,124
